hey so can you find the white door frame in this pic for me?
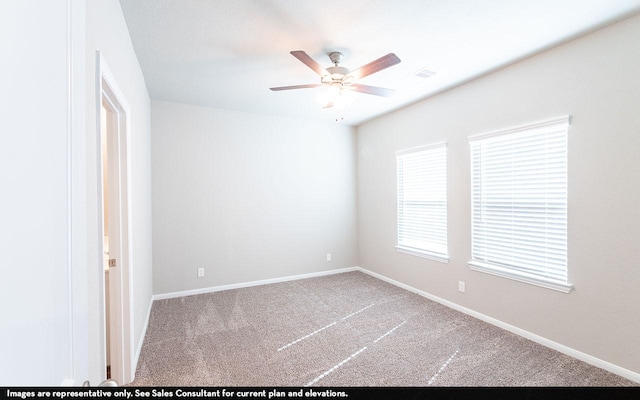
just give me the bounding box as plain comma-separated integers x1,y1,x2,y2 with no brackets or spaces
96,52,135,384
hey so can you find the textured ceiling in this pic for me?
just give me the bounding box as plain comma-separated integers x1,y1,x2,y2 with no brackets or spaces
119,0,640,126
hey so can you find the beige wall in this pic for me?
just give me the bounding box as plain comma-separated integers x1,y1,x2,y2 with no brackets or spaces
151,101,358,294
357,14,640,375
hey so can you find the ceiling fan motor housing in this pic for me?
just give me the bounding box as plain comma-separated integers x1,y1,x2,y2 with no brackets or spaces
323,52,352,86
323,66,351,85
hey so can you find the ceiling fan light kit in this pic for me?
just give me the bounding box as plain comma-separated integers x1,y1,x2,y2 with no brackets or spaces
270,50,401,109
319,86,357,109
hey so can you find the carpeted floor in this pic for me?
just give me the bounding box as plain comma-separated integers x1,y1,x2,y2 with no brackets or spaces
131,271,636,386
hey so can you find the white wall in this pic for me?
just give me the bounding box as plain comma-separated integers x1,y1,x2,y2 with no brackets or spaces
0,0,153,385
0,0,86,385
357,14,640,376
151,101,357,294
86,0,153,383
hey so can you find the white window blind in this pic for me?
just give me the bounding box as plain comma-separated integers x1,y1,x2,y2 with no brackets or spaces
468,116,572,293
396,143,448,262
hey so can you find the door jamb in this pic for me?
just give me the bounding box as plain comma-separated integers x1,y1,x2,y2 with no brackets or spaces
96,51,135,384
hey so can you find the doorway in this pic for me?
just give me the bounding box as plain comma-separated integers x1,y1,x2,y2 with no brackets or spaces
98,53,134,385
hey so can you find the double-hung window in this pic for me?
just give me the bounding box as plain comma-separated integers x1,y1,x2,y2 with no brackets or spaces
468,116,572,292
396,143,448,262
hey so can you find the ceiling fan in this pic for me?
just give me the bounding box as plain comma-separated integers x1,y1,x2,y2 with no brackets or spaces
270,50,401,108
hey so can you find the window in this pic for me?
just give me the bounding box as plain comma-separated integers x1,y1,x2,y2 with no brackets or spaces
396,143,448,262
468,116,572,292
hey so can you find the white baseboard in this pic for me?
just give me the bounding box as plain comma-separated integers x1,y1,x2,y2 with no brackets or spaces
355,266,640,384
131,297,154,380
152,267,359,301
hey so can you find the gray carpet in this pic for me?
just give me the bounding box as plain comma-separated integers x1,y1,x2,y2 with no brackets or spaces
131,271,636,386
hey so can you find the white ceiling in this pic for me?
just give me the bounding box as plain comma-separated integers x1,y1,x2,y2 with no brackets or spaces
119,0,640,126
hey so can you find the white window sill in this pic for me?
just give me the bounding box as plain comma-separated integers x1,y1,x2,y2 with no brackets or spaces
468,261,573,293
396,246,449,264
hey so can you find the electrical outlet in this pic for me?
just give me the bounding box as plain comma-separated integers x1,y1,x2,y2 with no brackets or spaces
458,281,466,293
326,253,332,262
197,268,205,278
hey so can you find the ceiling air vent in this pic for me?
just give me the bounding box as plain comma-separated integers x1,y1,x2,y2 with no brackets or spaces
413,68,436,79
